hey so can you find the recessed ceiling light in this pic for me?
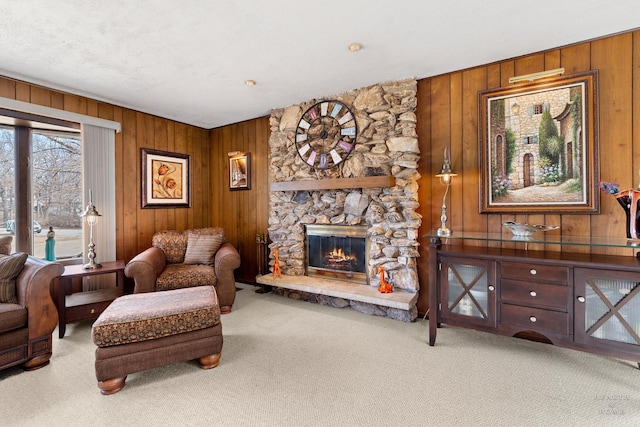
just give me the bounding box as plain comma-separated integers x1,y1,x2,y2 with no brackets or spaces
244,79,256,86
347,42,363,52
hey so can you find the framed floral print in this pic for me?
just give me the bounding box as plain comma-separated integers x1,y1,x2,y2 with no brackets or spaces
141,148,190,208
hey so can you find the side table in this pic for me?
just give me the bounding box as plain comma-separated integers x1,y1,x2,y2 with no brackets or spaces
57,260,125,338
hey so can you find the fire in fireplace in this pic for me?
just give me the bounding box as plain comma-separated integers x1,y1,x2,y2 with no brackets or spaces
305,224,368,284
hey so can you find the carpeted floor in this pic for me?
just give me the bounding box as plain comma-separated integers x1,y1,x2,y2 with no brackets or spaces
1,284,639,426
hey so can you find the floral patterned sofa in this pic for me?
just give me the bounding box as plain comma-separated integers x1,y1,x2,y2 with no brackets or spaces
124,228,240,313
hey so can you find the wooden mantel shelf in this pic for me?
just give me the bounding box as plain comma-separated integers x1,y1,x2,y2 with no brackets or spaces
271,176,395,192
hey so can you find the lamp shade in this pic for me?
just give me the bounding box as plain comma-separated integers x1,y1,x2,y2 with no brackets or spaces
435,164,457,177
435,147,457,179
80,189,101,225
80,204,101,225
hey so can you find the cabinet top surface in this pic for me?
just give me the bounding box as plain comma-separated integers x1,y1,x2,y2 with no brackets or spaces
61,260,125,277
423,231,640,250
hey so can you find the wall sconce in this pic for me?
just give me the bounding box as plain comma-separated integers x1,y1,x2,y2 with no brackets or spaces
435,147,457,237
81,190,102,269
508,67,565,84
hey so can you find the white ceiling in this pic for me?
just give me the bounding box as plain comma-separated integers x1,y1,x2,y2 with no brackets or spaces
1,1,638,129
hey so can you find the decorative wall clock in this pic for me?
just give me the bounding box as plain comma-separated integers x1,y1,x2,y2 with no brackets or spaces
294,100,357,169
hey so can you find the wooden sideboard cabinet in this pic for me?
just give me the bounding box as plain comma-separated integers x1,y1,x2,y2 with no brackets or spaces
426,232,640,368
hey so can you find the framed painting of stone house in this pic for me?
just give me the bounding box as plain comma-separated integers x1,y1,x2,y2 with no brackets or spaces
478,70,599,213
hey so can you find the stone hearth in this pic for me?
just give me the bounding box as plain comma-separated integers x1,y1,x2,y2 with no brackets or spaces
262,79,420,321
256,274,418,322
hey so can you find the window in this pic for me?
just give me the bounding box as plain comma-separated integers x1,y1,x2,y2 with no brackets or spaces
0,98,120,265
0,126,16,237
530,103,550,115
0,121,83,259
32,130,83,258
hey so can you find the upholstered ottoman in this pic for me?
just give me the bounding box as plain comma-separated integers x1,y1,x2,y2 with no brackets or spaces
91,286,223,395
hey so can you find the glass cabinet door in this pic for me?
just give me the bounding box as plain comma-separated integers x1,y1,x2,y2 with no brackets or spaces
439,256,496,328
574,268,640,348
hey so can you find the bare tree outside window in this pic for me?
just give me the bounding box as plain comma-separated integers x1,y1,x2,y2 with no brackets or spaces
0,126,83,259
32,131,83,259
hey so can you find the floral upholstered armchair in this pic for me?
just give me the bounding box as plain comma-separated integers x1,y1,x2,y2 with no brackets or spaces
124,228,241,313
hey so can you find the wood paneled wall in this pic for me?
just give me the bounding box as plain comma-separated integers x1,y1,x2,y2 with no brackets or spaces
0,76,211,272
2,29,638,304
118,112,211,263
209,117,270,284
415,30,640,313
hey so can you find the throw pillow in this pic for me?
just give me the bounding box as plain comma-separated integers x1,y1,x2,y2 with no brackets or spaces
189,227,226,242
0,252,29,304
183,233,223,265
0,235,12,255
152,230,188,264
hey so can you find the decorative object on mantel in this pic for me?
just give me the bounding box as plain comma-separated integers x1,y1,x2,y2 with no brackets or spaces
599,180,640,239
272,248,282,279
502,221,559,238
377,266,393,294
435,147,457,237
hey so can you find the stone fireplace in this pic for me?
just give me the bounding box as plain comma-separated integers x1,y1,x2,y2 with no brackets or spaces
305,224,368,284
257,79,420,322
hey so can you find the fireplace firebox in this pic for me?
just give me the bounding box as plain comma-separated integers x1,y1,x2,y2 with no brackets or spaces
305,224,368,284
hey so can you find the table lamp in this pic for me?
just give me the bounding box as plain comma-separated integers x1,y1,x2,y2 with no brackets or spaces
435,147,457,237
81,190,102,269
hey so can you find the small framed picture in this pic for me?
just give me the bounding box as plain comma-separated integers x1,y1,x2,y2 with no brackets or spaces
141,148,190,208
229,152,251,190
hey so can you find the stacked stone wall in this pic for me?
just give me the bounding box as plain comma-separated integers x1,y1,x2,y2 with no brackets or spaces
268,79,420,320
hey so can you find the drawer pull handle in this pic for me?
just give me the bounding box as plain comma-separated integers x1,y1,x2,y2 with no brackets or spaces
488,285,495,291
529,269,537,275
529,316,537,323
529,291,537,297
577,296,585,303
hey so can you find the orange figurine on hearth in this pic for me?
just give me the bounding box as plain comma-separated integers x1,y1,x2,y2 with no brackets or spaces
377,266,393,293
272,248,282,279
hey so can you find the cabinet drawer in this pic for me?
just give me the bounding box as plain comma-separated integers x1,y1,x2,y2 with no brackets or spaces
500,262,568,284
65,300,112,323
501,303,569,335
501,279,568,310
